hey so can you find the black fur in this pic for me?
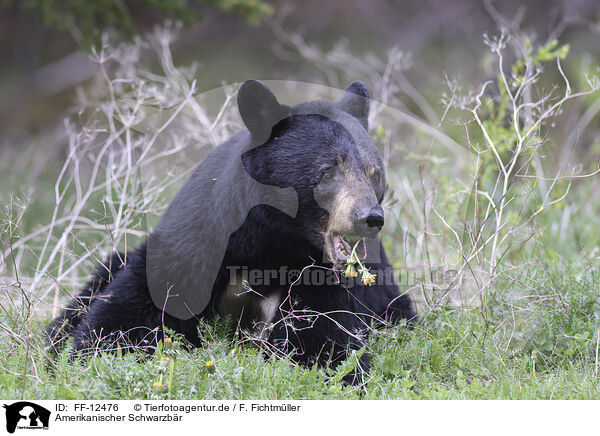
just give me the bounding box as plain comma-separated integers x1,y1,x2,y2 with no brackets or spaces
46,252,125,354
47,80,417,384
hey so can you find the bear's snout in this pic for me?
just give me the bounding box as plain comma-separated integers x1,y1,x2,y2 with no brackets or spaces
353,204,384,236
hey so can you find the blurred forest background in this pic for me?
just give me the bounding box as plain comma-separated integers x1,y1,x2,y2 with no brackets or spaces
2,0,599,145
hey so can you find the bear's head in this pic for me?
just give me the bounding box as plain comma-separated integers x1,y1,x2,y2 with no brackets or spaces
239,80,386,265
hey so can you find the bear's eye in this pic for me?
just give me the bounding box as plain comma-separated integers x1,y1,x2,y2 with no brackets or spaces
372,171,381,184
322,169,334,180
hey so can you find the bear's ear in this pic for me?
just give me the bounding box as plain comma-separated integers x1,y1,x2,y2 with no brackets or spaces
337,81,370,129
238,80,287,143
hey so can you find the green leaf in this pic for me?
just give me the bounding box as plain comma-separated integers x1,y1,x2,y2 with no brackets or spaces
329,346,367,383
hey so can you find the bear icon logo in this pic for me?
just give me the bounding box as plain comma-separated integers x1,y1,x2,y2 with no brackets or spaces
3,402,50,433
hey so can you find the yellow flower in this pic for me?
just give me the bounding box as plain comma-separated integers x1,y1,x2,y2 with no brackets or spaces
163,337,173,349
152,381,165,393
361,271,376,286
344,263,358,277
206,360,216,374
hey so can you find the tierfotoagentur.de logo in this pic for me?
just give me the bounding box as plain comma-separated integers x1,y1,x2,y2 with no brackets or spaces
2,402,50,434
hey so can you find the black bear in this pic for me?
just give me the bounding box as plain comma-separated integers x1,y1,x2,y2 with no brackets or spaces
47,80,416,384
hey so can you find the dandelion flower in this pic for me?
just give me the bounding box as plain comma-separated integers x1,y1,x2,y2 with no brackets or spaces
345,240,377,286
152,381,165,393
344,263,358,277
361,270,376,286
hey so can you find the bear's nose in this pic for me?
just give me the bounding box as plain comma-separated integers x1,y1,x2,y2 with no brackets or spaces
354,205,384,235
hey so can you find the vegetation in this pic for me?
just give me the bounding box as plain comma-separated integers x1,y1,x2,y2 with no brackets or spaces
1,263,599,399
7,0,272,48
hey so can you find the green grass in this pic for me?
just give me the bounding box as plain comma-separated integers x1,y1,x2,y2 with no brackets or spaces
1,263,598,400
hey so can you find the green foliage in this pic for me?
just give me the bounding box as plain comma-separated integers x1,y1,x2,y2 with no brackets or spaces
454,36,590,267
9,0,272,48
512,38,570,81
512,267,600,367
475,39,570,188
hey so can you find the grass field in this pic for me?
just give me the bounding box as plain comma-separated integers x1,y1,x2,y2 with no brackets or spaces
1,262,599,400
